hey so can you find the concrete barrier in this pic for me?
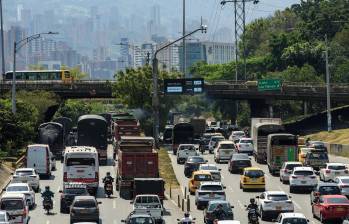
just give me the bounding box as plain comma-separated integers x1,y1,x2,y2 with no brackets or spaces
326,142,349,157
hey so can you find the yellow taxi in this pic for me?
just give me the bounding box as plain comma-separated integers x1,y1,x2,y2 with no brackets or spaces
240,167,265,191
298,147,314,164
188,170,212,195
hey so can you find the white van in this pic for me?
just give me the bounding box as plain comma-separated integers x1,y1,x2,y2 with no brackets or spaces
214,141,236,163
26,144,52,177
63,146,99,193
0,193,29,224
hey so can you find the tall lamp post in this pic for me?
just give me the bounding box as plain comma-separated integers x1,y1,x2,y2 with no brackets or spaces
11,31,58,114
0,0,5,79
152,24,207,146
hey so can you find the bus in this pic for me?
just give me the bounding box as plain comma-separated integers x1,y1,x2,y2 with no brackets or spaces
4,70,72,83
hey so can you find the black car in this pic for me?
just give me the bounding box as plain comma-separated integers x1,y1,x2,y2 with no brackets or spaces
70,196,101,223
228,153,252,173
184,156,207,177
310,182,341,204
60,183,89,213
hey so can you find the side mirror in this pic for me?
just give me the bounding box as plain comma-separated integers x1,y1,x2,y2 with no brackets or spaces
244,205,247,207
288,195,292,198
223,186,226,189
256,196,260,199
2,188,6,191
205,160,208,163
176,219,180,221
307,219,310,222
193,218,196,220
218,169,222,171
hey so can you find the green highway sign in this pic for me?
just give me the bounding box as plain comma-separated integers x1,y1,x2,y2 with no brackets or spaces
258,79,282,91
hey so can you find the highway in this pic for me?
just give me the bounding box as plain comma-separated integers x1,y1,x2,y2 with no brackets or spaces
27,146,183,224
168,150,349,224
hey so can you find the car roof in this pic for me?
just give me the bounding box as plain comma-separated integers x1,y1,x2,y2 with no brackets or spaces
15,168,35,172
327,163,345,166
130,213,152,218
74,196,96,201
284,162,302,165
200,164,218,168
232,131,244,134
244,167,262,171
280,213,306,218
27,144,49,148
7,183,30,187
239,138,252,140
200,182,222,186
211,136,225,139
322,195,347,199
208,200,230,205
294,167,313,171
265,191,287,195
0,210,7,215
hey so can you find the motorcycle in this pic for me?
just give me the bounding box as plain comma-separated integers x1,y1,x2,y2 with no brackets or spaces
247,208,259,224
43,197,53,214
176,218,196,224
104,181,113,198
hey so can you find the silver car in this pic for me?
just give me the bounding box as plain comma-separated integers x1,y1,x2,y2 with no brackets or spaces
279,162,302,184
195,182,226,209
334,176,349,197
199,164,222,181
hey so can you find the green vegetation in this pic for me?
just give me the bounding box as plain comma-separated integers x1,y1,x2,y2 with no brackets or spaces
158,148,179,189
306,129,349,145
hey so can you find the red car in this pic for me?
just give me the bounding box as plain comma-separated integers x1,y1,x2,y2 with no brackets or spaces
312,195,349,222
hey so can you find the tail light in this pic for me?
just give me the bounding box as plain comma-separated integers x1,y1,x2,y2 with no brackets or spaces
95,172,99,181
325,169,331,174
261,177,265,182
63,172,67,182
23,207,28,216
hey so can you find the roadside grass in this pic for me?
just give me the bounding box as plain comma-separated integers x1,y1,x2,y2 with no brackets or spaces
158,148,180,189
306,128,349,145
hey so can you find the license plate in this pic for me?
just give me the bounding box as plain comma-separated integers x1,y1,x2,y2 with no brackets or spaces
251,178,258,182
335,172,340,175
79,210,88,213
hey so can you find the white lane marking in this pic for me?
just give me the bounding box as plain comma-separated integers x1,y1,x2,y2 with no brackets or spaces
293,201,302,210
113,199,116,209
237,200,244,209
278,185,284,191
56,186,60,192
181,186,185,196
228,186,234,193
46,221,50,224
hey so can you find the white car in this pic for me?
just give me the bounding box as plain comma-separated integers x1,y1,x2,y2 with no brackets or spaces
279,162,303,184
176,144,198,164
273,212,309,223
319,163,349,182
199,164,222,181
11,168,40,192
334,176,349,197
229,131,245,142
0,210,10,224
289,167,318,193
5,183,35,209
235,138,253,155
214,141,236,163
217,221,240,224
258,191,294,221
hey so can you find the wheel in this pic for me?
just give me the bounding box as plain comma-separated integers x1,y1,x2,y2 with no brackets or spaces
282,178,286,184
312,207,316,218
290,186,294,193
177,160,180,164
239,183,242,189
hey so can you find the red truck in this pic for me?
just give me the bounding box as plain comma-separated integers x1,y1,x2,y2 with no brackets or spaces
115,136,160,199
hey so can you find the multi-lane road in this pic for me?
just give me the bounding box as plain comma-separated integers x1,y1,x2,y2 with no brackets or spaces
169,150,349,224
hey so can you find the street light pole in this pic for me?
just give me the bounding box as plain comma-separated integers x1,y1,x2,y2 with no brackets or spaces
325,34,332,132
182,0,186,77
152,25,207,146
0,0,5,79
11,32,59,114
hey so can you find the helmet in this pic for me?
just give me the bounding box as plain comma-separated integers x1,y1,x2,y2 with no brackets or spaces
45,186,50,190
250,198,255,204
106,172,111,176
184,212,190,218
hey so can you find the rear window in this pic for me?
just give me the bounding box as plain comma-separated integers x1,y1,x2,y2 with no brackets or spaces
319,186,340,195
130,217,154,223
308,153,328,160
267,195,288,201
179,145,195,151
15,170,33,176
208,203,231,212
294,170,314,176
200,185,223,191
232,154,249,160
240,139,252,144
245,170,264,178
220,144,235,149
200,166,218,171
328,165,346,170
282,218,308,224
7,186,29,192
66,158,95,166
325,197,349,204
194,174,212,181
0,200,24,210
135,196,160,204
73,200,96,208
233,132,245,136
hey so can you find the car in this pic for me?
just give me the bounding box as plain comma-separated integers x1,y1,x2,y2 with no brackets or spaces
334,176,349,197
289,166,318,193
70,196,101,224
59,183,89,213
279,162,303,184
188,170,213,195
0,210,11,224
11,168,40,192
208,136,225,154
312,195,349,222
307,141,327,152
229,131,245,142
199,164,222,181
0,193,29,224
214,141,236,163
195,182,226,209
203,200,234,224
258,191,294,220
310,182,341,205
184,156,207,177
176,144,198,164
5,183,35,209
240,167,265,191
228,153,251,173
121,212,156,224
272,212,309,224
235,138,253,155
304,150,329,171
298,147,314,164
132,194,163,222
200,133,222,152
319,163,349,182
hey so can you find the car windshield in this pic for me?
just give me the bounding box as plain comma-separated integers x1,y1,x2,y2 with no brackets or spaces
245,170,264,178
282,218,308,224
325,197,349,204
208,203,231,212
294,170,314,176
201,166,217,171
7,186,29,192
135,196,160,204
220,144,235,149
201,185,223,191
66,158,95,166
73,200,96,208
188,157,204,163
301,148,312,154
285,164,302,170
308,153,328,160
194,174,212,181
240,139,252,144
179,145,195,151
0,200,24,210
0,214,6,222
328,165,346,170
65,188,87,195
15,170,33,176
130,217,154,224
267,195,288,201
319,186,340,194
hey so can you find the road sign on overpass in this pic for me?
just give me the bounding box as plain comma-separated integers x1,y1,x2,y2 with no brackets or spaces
164,78,204,95
258,79,282,91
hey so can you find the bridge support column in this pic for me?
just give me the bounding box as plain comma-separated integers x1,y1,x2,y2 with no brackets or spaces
303,101,308,115
249,99,272,118
269,105,274,118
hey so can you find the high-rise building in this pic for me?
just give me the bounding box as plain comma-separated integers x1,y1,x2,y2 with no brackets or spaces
157,42,180,72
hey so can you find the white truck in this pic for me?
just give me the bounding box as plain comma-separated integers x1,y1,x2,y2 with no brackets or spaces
132,194,163,223
251,118,283,164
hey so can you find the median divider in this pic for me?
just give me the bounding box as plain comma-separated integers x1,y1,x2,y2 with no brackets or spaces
0,155,26,194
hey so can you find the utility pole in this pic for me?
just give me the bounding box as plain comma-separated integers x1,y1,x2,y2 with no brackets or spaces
146,52,150,65
325,34,332,132
0,0,5,79
182,0,186,77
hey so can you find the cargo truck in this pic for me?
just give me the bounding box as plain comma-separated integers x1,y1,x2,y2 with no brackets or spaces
133,178,165,203
267,133,298,175
251,118,284,164
190,118,206,140
172,122,194,155
38,122,64,158
115,136,159,199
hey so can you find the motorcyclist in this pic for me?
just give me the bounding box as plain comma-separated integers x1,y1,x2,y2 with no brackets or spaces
103,172,114,191
179,212,193,223
212,204,227,220
41,186,54,209
246,198,259,221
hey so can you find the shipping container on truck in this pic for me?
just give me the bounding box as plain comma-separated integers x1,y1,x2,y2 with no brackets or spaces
172,122,194,155
190,118,206,140
115,136,159,199
267,133,298,175
251,118,284,164
77,115,108,165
